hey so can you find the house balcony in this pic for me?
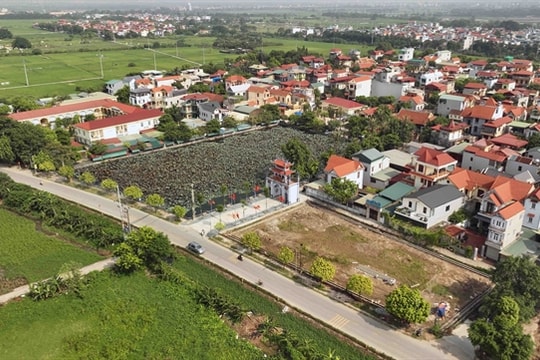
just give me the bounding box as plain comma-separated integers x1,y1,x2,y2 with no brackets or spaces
394,206,429,224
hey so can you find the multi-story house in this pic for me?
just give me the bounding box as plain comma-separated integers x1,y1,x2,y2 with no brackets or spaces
431,120,470,147
461,102,505,137
505,155,540,184
477,176,534,260
395,184,464,228
461,138,520,172
73,108,162,146
246,85,272,106
408,146,458,189
437,93,474,117
523,188,540,230
352,148,390,188
347,76,372,99
446,167,495,212
129,88,151,108
398,48,415,62
324,155,364,189
197,101,224,122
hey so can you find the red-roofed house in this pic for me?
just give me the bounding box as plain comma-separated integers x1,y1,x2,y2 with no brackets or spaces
510,70,534,87
463,82,487,97
398,94,425,111
324,154,364,189
431,120,470,147
478,176,533,260
447,167,495,202
461,138,520,172
73,108,163,146
396,109,435,134
489,133,528,150
461,103,505,137
321,97,365,116
9,99,139,128
481,116,513,139
347,76,372,99
409,147,458,189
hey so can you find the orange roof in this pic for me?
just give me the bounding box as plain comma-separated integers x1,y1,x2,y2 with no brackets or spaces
483,116,513,128
498,201,524,220
323,97,364,110
324,155,363,177
461,104,499,120
447,167,495,191
349,75,371,83
248,85,269,93
396,109,433,126
489,133,528,148
490,176,534,204
74,108,162,131
9,99,138,122
414,147,456,167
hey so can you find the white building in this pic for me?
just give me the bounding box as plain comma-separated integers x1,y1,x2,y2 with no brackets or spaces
352,148,390,188
324,155,364,189
266,159,300,204
398,48,415,62
73,109,162,146
396,184,464,228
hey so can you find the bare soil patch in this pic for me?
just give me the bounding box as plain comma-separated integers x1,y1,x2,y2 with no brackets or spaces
230,203,491,319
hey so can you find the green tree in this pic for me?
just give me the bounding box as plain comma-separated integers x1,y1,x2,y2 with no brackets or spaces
89,141,107,155
346,274,373,296
0,135,15,163
241,231,262,252
12,36,32,49
172,205,187,221
58,165,75,182
310,257,336,282
222,116,237,129
469,296,533,360
123,185,143,202
526,133,540,150
278,246,294,264
146,193,165,210
113,243,143,273
205,119,221,134
322,177,358,204
281,138,318,180
385,285,430,324
115,86,130,104
188,83,211,93
100,178,118,192
78,171,96,186
0,28,13,39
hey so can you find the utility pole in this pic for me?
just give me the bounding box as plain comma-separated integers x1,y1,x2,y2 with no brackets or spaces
191,183,196,220
153,52,157,71
117,185,131,238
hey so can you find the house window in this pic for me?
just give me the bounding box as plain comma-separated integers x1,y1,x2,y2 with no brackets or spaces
528,217,533,224
371,178,376,183
445,205,450,211
423,207,427,214
532,202,536,209
518,166,522,171
470,157,474,162
418,164,424,172
408,201,412,208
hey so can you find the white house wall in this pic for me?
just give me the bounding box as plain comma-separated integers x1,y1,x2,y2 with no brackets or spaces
523,199,540,229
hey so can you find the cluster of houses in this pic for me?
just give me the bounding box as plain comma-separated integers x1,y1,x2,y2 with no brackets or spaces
7,45,540,262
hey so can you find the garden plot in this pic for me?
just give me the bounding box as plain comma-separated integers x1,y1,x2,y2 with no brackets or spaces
230,202,491,311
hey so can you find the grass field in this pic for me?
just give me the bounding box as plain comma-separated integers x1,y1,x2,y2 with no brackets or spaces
0,208,103,286
0,255,375,359
0,18,378,99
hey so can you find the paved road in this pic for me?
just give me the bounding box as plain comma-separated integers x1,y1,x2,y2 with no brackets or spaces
0,167,474,360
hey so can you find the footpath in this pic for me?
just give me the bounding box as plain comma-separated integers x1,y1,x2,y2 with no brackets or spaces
0,258,115,305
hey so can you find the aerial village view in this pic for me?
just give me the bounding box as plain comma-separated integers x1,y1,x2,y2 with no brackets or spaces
1,0,540,359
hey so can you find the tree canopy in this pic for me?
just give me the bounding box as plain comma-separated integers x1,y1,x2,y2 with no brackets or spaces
323,177,358,204
385,285,430,324
310,257,336,282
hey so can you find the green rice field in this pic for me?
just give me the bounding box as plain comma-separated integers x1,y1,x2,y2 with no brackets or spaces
0,208,103,286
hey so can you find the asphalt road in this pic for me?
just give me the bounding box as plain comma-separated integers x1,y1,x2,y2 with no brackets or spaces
0,167,474,360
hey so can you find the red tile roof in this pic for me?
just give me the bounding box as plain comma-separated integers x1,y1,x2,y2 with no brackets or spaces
489,176,534,204
74,109,162,131
396,109,434,126
414,147,456,167
9,99,138,122
498,201,524,220
323,97,364,110
489,133,528,148
324,155,363,177
461,105,499,120
447,167,495,191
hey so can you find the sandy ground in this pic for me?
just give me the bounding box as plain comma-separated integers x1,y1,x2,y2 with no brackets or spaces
230,202,492,320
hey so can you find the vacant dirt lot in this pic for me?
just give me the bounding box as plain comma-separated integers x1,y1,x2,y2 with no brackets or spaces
230,202,491,314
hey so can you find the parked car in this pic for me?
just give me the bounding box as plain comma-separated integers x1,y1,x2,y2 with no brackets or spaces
187,241,205,254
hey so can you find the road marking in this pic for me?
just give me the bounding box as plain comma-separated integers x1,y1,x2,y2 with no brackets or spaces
328,314,349,329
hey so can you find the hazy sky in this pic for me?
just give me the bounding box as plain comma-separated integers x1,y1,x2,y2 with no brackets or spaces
1,0,539,12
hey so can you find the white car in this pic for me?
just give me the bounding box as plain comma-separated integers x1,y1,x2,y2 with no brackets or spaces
187,241,205,254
